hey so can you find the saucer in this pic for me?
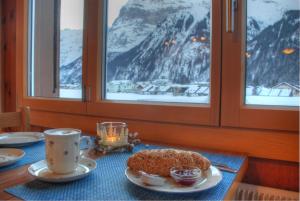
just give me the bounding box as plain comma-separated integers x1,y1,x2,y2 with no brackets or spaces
0,148,25,167
28,157,97,183
0,132,44,147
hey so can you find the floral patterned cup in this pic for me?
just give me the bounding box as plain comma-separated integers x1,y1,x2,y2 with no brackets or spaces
44,128,91,174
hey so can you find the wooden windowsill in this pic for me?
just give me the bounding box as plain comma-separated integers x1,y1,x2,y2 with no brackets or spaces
28,109,299,163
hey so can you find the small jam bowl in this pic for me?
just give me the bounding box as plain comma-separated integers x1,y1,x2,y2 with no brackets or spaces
139,171,166,186
170,167,202,186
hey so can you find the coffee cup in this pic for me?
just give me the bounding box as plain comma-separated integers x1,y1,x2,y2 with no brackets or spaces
44,128,91,174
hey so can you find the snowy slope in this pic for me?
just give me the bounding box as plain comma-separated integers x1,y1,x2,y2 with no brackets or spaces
247,17,263,41
60,29,83,67
59,0,300,90
107,0,210,53
107,10,211,84
60,57,82,86
60,29,83,86
247,0,300,30
246,10,300,87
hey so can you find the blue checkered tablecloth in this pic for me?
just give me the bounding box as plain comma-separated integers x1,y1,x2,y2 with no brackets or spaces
0,141,45,172
5,144,246,200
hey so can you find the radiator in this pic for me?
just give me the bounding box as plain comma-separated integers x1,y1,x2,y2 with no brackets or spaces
234,183,299,201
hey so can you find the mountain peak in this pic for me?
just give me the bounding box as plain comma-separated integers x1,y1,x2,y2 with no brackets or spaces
246,9,299,87
107,0,210,53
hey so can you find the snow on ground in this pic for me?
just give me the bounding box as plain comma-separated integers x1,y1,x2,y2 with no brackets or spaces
60,89,299,106
108,93,299,106
246,96,299,107
60,89,82,99
106,93,209,104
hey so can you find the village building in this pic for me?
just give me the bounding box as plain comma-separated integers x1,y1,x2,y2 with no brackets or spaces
272,82,300,96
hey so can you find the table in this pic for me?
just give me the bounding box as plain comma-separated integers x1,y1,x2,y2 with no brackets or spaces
0,146,248,200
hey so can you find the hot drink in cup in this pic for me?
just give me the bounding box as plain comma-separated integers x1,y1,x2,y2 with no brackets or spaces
44,128,91,174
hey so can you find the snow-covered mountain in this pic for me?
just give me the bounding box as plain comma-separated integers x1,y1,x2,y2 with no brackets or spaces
59,0,299,89
246,0,299,41
247,17,263,41
60,29,83,86
247,0,299,30
108,11,210,84
247,10,300,87
60,57,82,86
107,0,210,53
60,29,83,67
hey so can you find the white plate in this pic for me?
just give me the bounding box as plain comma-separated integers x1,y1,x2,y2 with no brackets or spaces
0,148,25,167
28,157,97,183
125,166,222,193
0,132,44,147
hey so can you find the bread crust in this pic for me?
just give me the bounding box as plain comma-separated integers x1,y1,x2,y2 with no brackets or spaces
127,149,211,177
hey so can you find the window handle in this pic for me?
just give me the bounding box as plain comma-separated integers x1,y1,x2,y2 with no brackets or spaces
226,0,238,33
53,0,60,95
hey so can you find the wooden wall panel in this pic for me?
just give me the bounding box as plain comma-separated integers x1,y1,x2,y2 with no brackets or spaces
243,157,299,192
2,0,16,112
0,0,3,112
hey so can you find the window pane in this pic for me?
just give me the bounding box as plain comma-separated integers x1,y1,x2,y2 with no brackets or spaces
245,0,300,106
104,0,211,104
28,0,84,99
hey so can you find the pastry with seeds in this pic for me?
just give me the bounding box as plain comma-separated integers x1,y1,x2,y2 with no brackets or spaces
127,149,211,177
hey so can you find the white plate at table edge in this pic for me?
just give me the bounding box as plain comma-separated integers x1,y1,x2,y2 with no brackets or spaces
0,148,25,167
125,166,222,193
28,157,97,183
0,132,44,147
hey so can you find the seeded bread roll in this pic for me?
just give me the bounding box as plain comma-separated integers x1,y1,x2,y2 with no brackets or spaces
127,149,211,177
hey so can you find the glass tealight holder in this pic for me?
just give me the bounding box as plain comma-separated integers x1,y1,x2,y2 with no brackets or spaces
97,122,128,147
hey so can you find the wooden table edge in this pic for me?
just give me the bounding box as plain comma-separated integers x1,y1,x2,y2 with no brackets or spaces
224,157,249,200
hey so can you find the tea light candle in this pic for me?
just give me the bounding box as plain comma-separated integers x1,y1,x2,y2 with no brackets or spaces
98,122,128,147
106,136,117,144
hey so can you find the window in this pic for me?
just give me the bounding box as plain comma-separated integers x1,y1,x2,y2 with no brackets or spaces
22,0,298,130
221,0,299,131
103,0,212,104
245,0,300,107
28,0,84,99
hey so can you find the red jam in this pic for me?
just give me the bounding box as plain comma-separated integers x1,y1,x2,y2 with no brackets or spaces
177,178,197,186
170,168,201,186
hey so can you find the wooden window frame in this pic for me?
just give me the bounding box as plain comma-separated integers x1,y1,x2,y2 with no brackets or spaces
221,0,299,131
